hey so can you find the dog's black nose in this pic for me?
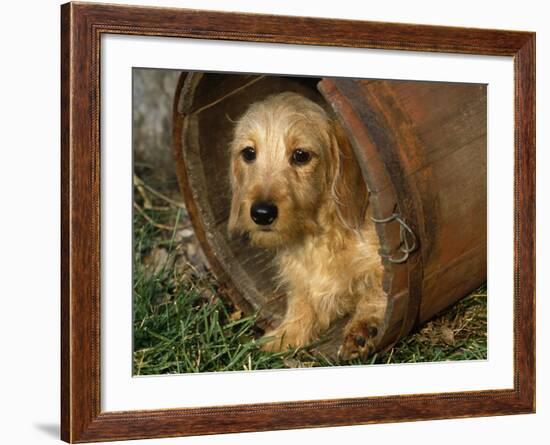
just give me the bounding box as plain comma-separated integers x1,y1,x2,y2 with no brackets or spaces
250,202,278,226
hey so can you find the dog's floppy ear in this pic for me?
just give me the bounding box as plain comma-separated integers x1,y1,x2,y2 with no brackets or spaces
328,120,369,231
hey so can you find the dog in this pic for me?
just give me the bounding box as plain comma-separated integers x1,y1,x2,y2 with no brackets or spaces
228,92,389,360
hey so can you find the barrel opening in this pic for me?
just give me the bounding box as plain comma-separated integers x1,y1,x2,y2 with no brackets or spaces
177,74,345,323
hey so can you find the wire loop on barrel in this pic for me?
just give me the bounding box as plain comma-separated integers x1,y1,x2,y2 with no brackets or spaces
371,211,418,264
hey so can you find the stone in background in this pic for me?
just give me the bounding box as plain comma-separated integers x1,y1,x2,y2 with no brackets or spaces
132,68,209,273
133,68,181,187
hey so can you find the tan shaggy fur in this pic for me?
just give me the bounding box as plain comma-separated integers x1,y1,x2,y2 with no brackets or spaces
228,92,389,359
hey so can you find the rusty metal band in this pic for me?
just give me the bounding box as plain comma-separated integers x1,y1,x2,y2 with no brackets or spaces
330,78,425,344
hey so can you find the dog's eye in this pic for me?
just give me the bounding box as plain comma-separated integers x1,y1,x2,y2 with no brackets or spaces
291,149,311,165
240,146,256,163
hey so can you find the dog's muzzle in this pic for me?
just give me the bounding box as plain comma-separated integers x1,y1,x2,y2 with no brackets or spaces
250,201,278,226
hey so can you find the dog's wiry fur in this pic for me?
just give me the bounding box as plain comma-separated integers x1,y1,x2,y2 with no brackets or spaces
228,92,389,359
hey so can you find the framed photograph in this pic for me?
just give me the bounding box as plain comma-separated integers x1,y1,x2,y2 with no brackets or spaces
61,2,535,442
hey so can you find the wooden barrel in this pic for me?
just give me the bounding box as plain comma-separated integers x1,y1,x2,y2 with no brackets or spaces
172,72,486,356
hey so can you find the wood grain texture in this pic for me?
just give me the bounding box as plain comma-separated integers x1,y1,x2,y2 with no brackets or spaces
320,79,487,347
60,2,536,442
60,4,71,440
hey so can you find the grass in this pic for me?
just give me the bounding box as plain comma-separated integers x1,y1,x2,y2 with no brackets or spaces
132,175,487,375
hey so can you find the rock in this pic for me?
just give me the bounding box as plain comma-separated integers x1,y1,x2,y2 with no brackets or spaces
133,69,181,184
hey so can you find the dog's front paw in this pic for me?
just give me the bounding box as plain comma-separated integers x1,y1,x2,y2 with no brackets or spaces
259,329,286,352
339,319,382,361
259,325,308,352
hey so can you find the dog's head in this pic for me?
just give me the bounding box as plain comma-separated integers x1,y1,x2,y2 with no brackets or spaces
228,92,368,248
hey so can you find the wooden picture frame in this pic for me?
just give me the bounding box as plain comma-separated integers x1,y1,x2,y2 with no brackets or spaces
61,2,535,442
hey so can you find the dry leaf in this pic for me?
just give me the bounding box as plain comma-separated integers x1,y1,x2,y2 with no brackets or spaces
440,326,455,345
229,310,243,321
